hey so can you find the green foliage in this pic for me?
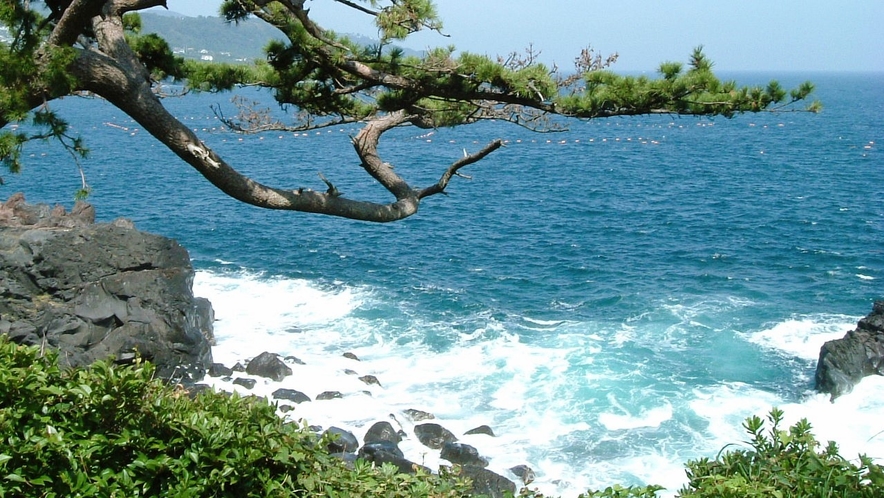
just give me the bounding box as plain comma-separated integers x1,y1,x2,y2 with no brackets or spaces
516,484,665,498
0,108,88,190
127,32,185,79
554,47,818,119
2,1,818,192
183,60,261,91
1,2,83,188
122,13,184,80
0,130,28,178
0,336,474,497
679,408,884,497
122,12,143,34
374,0,442,41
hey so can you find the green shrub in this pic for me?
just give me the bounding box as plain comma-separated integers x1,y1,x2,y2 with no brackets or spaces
0,337,471,497
678,407,884,497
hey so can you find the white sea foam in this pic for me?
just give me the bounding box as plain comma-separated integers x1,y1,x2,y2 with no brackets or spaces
690,379,884,465
194,270,590,492
744,314,857,360
192,270,883,497
522,316,568,327
599,399,673,431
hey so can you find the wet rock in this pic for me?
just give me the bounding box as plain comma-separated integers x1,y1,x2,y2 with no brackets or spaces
403,408,435,421
246,352,292,381
324,426,359,453
316,391,343,400
358,442,428,474
414,422,458,449
441,442,488,467
458,466,516,498
284,355,305,365
359,374,381,387
815,300,884,400
509,464,536,485
364,421,401,445
232,377,256,389
208,363,233,377
272,388,311,404
464,424,495,437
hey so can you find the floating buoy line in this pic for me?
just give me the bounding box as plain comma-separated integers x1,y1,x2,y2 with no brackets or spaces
92,113,868,158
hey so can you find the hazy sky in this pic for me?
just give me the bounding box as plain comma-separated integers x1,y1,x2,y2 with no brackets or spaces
162,0,883,72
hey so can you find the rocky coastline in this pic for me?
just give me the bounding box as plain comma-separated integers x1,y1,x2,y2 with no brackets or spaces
0,194,524,496
197,348,531,497
0,193,214,383
4,193,882,496
815,299,884,400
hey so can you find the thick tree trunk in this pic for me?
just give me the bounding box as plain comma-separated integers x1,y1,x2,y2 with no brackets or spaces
12,0,498,221
59,3,425,222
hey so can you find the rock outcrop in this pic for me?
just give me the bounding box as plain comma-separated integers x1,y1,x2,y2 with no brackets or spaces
245,351,292,381
815,300,884,400
414,422,458,449
0,194,214,383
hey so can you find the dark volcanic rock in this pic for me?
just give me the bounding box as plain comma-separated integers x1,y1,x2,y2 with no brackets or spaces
509,464,536,485
815,300,884,400
441,442,488,467
324,426,359,453
363,421,401,445
246,352,292,381
284,355,305,365
316,390,343,400
0,195,213,383
272,388,311,404
358,442,428,474
414,422,458,449
859,302,884,332
359,374,381,386
359,440,404,458
464,424,495,437
208,363,234,377
403,408,435,421
232,377,256,389
458,466,516,498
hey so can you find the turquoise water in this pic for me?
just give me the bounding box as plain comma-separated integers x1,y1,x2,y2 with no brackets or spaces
4,72,883,494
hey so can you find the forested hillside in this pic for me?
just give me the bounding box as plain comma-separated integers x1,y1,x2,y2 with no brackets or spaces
139,12,419,64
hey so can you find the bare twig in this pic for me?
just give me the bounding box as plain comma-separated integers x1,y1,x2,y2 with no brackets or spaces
318,172,342,197
418,139,503,199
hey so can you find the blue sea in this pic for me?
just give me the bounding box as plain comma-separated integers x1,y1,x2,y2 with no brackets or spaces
4,72,883,495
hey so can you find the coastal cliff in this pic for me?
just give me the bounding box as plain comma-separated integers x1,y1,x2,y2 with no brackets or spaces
0,193,214,383
815,300,884,400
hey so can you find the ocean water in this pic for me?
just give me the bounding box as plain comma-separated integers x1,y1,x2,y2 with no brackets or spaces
4,72,883,495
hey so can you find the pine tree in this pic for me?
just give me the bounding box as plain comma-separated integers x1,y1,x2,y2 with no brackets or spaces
0,1,817,221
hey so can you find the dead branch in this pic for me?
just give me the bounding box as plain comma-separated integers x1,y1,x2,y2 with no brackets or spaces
418,140,504,199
